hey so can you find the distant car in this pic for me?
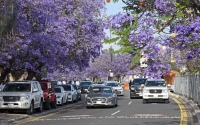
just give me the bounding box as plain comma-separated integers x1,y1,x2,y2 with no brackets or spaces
50,80,62,86
130,78,147,99
142,79,169,104
72,84,81,101
59,84,78,103
79,81,92,94
54,86,68,106
105,81,123,96
86,85,118,108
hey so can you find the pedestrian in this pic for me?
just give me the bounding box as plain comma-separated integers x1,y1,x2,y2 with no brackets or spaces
129,80,132,88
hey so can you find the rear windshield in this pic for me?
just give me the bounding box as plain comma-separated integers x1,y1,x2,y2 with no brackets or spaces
55,88,61,93
40,83,47,90
3,84,31,92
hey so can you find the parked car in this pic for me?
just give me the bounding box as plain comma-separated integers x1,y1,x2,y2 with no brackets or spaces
105,81,124,96
142,79,169,104
54,86,68,106
0,81,44,115
129,78,147,99
86,85,118,108
79,81,92,94
72,84,81,101
58,84,78,103
39,80,57,110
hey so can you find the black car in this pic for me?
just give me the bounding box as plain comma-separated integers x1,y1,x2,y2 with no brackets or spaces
130,78,147,99
79,81,92,94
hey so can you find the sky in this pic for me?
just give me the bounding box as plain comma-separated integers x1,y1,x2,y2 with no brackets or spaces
102,0,126,50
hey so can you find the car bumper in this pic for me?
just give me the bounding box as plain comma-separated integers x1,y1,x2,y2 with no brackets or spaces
130,91,143,97
56,97,63,104
143,93,169,99
114,90,123,95
86,99,115,107
0,101,31,110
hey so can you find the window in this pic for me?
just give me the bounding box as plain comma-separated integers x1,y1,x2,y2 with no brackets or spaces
3,83,31,92
55,88,61,93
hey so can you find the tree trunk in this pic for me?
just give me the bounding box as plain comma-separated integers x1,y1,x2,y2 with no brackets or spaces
26,69,36,80
0,68,11,82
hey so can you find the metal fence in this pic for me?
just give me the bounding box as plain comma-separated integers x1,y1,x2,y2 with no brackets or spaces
174,74,200,104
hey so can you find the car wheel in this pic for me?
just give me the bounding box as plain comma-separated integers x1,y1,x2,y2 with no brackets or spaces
86,106,91,109
143,99,147,104
165,99,170,103
36,100,43,112
51,96,57,108
44,99,51,110
26,101,34,115
79,95,81,101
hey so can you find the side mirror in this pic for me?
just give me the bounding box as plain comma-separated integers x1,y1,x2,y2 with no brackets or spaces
33,88,38,92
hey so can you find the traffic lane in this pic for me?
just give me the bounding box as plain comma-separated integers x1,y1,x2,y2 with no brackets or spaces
18,91,189,125
17,94,129,125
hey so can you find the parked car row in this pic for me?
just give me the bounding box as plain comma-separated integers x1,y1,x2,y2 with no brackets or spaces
0,80,82,115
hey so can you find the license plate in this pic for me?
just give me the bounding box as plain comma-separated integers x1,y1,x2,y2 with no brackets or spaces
96,101,101,104
8,104,14,107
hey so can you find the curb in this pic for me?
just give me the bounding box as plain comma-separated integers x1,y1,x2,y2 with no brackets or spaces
170,92,200,125
7,100,85,123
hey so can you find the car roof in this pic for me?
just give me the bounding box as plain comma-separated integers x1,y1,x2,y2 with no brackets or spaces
8,81,37,84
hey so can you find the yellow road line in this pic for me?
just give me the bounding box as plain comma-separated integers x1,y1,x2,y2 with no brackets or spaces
172,98,188,125
16,103,85,125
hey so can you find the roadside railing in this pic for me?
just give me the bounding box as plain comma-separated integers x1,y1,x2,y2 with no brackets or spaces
174,74,200,104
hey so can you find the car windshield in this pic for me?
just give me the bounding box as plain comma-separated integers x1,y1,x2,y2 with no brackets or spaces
80,82,92,86
131,79,147,85
145,81,166,87
90,87,112,93
55,88,61,93
62,85,71,91
3,83,31,92
107,82,120,87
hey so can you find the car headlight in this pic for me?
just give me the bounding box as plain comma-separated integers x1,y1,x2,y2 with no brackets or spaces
20,95,30,101
143,89,149,93
162,89,168,93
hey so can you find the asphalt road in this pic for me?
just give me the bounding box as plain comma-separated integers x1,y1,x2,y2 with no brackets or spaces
13,91,197,125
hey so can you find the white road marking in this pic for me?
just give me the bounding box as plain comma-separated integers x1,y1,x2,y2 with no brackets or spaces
62,115,93,117
111,110,121,116
128,101,132,105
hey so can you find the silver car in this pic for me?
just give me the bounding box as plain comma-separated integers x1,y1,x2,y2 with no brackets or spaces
86,85,118,108
0,81,44,115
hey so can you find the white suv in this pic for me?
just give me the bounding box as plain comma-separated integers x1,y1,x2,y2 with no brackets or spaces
0,81,44,114
142,79,169,104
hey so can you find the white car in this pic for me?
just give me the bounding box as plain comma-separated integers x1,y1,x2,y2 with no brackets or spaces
142,79,169,104
55,86,68,106
60,84,78,103
106,81,124,96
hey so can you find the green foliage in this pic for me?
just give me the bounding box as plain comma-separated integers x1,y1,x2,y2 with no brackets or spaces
170,62,180,72
113,0,119,3
188,42,200,47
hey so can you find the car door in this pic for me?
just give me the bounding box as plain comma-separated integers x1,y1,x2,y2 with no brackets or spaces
71,85,77,101
62,87,67,103
32,82,40,107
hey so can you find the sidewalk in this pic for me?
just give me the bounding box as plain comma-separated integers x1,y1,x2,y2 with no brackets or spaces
0,113,29,124
170,92,200,125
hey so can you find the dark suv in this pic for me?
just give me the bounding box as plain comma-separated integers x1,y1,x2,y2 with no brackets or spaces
39,80,57,110
130,78,147,99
